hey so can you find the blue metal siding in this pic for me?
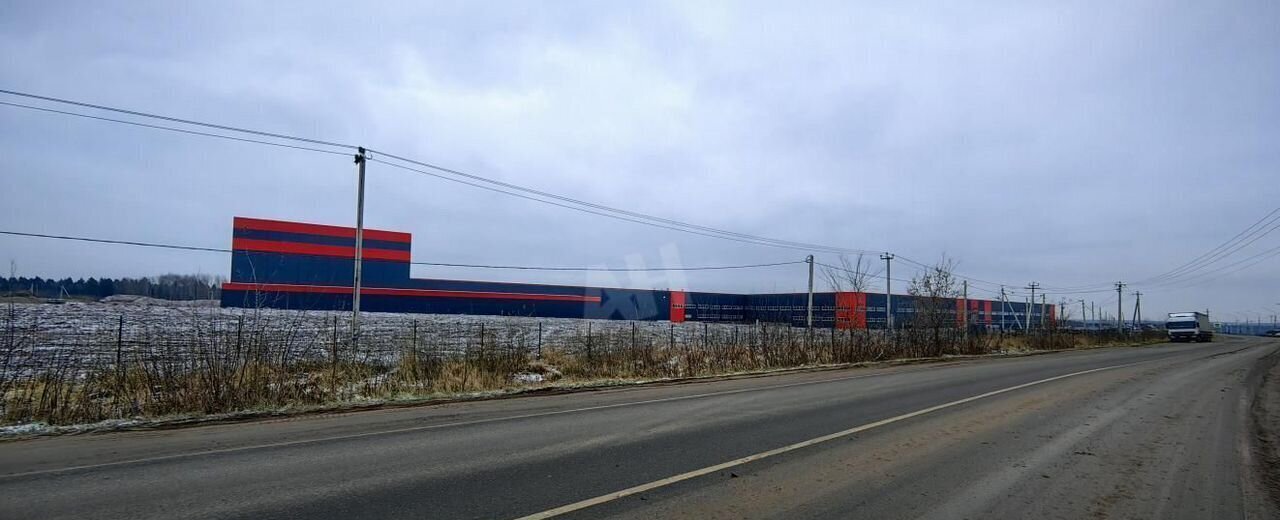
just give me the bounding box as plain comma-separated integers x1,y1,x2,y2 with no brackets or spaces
222,217,1055,328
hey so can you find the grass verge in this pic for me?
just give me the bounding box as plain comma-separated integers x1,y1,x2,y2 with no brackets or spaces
1,330,1170,439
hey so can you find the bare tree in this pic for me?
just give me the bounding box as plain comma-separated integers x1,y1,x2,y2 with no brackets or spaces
822,253,873,293
908,255,961,356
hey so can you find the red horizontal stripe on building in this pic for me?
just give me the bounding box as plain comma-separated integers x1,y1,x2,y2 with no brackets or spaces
234,217,411,244
232,238,411,262
221,282,603,303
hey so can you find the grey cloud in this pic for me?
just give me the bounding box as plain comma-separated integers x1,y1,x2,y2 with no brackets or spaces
1,0,1277,318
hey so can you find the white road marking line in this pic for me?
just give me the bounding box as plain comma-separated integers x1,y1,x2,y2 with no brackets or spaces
513,360,1148,520
1,364,943,480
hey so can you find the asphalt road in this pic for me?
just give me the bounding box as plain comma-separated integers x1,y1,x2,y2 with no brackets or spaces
2,336,1277,519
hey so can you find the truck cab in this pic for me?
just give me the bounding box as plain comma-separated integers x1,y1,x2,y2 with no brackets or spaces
1166,312,1212,342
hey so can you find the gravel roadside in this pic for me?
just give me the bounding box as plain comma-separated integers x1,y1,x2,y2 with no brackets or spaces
1250,342,1280,517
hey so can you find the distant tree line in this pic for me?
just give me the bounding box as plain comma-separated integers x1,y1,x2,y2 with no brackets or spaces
1,273,224,301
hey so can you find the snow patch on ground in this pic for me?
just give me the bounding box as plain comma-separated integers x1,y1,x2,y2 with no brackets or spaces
0,418,148,438
99,295,218,307
512,373,544,384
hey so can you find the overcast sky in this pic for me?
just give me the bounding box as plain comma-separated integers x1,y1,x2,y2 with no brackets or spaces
2,0,1277,320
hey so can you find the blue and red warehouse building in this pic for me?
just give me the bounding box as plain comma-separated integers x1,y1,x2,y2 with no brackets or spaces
221,217,1053,329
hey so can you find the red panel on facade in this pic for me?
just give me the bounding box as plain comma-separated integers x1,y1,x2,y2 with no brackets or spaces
234,216,411,243
231,238,411,262
984,300,993,324
834,292,868,330
221,282,601,302
835,292,854,330
669,291,687,322
855,292,867,329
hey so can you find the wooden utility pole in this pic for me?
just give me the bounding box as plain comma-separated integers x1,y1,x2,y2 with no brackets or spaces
1115,282,1126,334
352,147,367,349
1025,282,1040,331
806,255,814,331
880,253,895,333
999,286,1007,331
1131,291,1143,328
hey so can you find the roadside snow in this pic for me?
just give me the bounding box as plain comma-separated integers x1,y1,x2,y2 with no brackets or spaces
0,419,148,438
513,373,545,384
99,295,218,307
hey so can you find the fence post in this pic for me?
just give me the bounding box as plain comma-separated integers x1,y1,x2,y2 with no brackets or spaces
234,315,244,360
5,303,13,355
330,315,338,397
115,314,125,386
829,325,835,362
537,322,543,359
760,321,767,365
460,322,471,390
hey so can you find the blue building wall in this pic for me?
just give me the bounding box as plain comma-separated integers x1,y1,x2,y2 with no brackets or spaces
221,217,1053,328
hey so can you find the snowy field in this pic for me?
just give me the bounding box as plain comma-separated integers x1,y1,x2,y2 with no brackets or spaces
0,301,755,372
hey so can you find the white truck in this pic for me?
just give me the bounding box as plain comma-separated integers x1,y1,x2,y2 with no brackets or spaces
1166,312,1212,342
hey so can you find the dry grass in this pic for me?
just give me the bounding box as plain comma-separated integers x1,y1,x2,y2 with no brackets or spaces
0,304,1165,426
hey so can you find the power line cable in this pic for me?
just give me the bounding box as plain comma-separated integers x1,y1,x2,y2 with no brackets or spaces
369,158,873,255
929,207,1279,293
0,230,804,273
0,101,349,157
814,261,914,285
1024,285,1122,296
1036,279,1124,292
1140,207,1278,283
0,88,883,258
0,94,870,260
0,230,230,254
1132,222,1280,291
369,151,884,257
1141,219,1280,286
892,254,1034,292
1144,243,1280,289
3,88,1071,291
1134,206,1280,285
0,88,355,151
975,207,1280,294
1028,207,1280,295
415,260,806,272
4,88,1050,288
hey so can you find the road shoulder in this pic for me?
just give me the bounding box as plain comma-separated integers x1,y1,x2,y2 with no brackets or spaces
0,341,1162,440
1248,342,1280,517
